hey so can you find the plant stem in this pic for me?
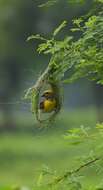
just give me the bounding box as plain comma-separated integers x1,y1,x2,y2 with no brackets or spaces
48,157,101,186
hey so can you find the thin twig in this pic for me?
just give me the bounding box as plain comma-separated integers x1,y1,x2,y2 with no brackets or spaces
48,157,101,186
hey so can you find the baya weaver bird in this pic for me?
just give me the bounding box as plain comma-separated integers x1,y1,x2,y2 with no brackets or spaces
39,90,57,113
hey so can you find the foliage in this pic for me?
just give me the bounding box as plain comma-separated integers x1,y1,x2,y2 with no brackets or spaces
1,119,103,189
28,6,103,84
23,0,103,189
31,123,103,189
1,120,103,189
25,0,103,123
38,0,85,8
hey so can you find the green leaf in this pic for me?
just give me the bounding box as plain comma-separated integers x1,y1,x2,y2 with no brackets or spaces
68,0,85,3
38,0,58,8
73,18,83,27
85,16,97,28
53,21,67,37
96,123,103,130
95,0,103,3
37,173,43,186
37,40,53,54
27,34,46,42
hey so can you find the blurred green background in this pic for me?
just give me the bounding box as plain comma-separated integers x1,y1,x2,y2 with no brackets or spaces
0,0,103,188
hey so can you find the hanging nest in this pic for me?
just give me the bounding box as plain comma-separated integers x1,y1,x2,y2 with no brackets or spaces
24,66,63,124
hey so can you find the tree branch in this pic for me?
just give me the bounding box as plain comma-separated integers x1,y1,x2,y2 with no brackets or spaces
48,157,101,186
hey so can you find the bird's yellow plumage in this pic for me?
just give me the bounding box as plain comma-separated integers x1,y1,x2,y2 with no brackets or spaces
43,99,57,112
39,89,57,113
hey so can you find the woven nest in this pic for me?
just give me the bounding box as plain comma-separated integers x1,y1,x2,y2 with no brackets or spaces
24,66,63,125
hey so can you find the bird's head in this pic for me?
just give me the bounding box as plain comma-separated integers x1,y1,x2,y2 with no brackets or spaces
41,89,55,99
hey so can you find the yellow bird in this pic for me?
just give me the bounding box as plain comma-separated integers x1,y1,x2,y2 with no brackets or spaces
39,90,57,113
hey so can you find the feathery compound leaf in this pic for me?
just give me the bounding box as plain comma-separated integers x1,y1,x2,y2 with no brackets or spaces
68,0,84,3
53,21,67,37
27,34,47,42
25,0,103,125
95,0,103,2
38,0,58,8
73,18,83,27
